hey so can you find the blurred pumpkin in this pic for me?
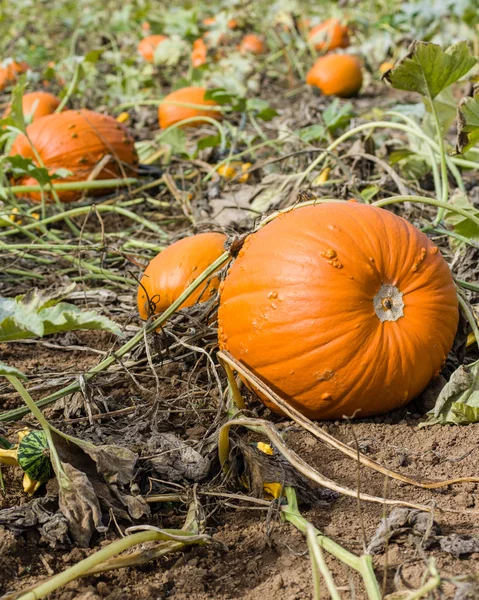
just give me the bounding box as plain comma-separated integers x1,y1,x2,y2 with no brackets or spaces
138,35,168,62
191,39,208,68
0,61,29,91
307,54,362,97
3,91,61,121
141,21,151,32
10,109,138,202
159,86,222,129
239,34,266,55
202,16,237,29
379,61,395,75
218,202,459,420
138,232,227,318
308,19,349,52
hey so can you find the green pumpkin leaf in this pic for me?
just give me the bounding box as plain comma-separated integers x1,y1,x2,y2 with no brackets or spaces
385,41,477,99
322,99,354,133
0,285,122,342
0,361,26,380
421,361,479,426
457,92,479,153
443,191,479,250
9,76,28,132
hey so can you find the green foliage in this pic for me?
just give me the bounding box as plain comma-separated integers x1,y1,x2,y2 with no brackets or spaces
0,285,121,343
0,362,26,380
385,41,476,99
443,191,479,250
457,91,479,153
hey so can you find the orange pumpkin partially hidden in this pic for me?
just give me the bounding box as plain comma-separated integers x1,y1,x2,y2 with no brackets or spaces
0,61,29,91
138,232,227,318
3,91,61,121
191,39,208,68
10,109,138,203
308,19,349,51
138,35,168,62
218,202,458,420
239,34,266,55
307,54,362,97
159,87,222,129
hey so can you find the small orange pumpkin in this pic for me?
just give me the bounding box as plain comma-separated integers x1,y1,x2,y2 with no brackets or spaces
307,54,362,97
138,35,168,62
191,39,208,68
10,109,138,203
202,16,237,29
3,91,61,121
138,232,227,318
239,34,266,55
158,87,222,129
308,19,349,52
218,202,458,420
379,61,395,75
0,61,29,91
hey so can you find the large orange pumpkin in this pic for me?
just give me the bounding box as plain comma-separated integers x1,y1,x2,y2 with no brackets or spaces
3,91,61,121
138,232,227,318
307,54,362,97
218,203,458,420
138,35,168,62
158,87,222,129
308,19,350,51
10,109,138,203
0,61,29,91
239,34,266,55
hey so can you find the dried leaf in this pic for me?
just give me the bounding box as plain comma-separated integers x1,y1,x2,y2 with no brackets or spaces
440,534,479,557
367,508,439,554
146,432,210,482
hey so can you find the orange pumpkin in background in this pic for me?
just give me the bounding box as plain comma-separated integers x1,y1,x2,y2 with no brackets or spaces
0,61,29,91
379,61,395,75
239,34,266,55
158,86,222,129
218,202,458,420
308,19,350,51
137,35,168,62
3,91,61,121
191,39,208,68
138,232,227,318
202,16,237,29
307,54,363,97
10,109,138,202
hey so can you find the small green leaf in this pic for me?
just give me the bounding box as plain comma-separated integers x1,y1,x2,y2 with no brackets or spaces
443,191,479,250
296,125,326,143
457,92,479,153
160,127,186,155
9,77,28,132
7,155,53,186
204,88,237,105
197,134,221,150
0,361,27,380
0,286,122,343
246,98,278,121
385,41,477,99
421,362,479,426
359,186,380,203
322,99,354,133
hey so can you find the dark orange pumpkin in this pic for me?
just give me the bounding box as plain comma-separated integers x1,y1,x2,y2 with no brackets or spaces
3,91,61,121
0,61,29,91
239,34,266,55
218,202,458,420
191,39,208,68
10,109,138,203
138,232,227,318
158,87,222,129
307,54,362,97
138,35,168,62
308,19,349,51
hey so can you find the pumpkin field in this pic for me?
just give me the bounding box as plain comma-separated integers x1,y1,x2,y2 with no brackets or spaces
2,0,479,598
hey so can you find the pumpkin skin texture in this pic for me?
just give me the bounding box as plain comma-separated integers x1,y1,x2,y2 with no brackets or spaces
218,203,459,421
239,34,266,55
308,19,350,51
0,61,29,91
307,54,363,98
138,35,168,62
10,109,138,203
3,91,61,121
138,232,227,319
158,87,222,129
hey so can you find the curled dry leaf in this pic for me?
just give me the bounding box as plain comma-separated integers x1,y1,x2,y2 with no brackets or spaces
146,432,210,482
367,508,439,554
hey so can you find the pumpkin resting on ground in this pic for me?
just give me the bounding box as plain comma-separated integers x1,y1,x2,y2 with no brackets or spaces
0,61,29,91
138,35,168,62
10,109,138,202
218,202,458,420
158,87,222,129
307,54,363,97
138,232,227,318
308,19,349,52
239,34,266,55
3,91,61,121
